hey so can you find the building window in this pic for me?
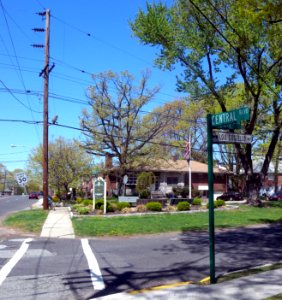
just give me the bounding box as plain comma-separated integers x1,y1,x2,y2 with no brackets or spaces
167,176,178,185
127,173,137,185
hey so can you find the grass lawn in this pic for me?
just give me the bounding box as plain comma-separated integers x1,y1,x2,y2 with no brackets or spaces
3,209,48,233
72,202,282,237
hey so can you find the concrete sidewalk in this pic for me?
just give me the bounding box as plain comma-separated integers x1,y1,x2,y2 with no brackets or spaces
40,206,75,239
95,268,282,300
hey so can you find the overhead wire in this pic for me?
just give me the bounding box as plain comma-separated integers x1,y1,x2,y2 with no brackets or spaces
0,0,43,140
0,80,42,113
0,117,275,159
0,87,207,125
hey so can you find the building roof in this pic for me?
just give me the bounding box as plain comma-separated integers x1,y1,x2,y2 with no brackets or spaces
137,159,225,174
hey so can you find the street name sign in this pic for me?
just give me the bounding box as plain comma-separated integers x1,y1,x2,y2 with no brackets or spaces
213,132,252,144
212,107,250,128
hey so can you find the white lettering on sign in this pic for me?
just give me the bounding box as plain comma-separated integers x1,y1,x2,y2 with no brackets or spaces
212,111,238,126
213,133,252,144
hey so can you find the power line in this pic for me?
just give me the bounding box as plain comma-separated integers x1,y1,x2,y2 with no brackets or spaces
0,117,276,159
51,15,152,66
0,80,42,113
0,86,207,125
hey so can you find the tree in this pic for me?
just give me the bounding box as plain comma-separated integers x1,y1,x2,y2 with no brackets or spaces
149,98,208,162
131,0,282,196
136,171,155,198
80,70,174,194
27,137,93,196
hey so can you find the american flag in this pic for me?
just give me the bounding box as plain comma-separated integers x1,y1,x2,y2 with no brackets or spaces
185,141,190,161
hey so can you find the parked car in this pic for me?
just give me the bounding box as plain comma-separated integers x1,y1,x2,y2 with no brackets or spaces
216,191,244,201
268,191,282,201
29,192,38,199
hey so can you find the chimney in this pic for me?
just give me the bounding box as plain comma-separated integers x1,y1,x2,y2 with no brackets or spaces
105,154,113,169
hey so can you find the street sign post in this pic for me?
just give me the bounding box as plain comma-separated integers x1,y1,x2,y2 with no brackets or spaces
207,107,251,284
213,132,252,144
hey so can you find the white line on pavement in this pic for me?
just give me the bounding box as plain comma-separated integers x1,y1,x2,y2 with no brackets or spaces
81,238,105,291
0,238,33,286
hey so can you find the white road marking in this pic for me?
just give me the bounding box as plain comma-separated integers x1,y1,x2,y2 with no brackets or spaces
0,238,33,286
81,238,105,290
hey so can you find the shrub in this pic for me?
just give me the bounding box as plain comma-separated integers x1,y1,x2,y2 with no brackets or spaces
117,202,130,211
146,202,162,211
101,203,115,213
121,207,131,214
72,204,84,211
180,187,190,198
139,190,150,199
177,201,190,211
76,197,83,204
206,200,225,209
172,186,182,196
110,203,117,211
95,200,104,209
83,199,92,206
136,204,147,212
216,199,225,207
192,197,202,206
52,195,60,202
76,206,91,214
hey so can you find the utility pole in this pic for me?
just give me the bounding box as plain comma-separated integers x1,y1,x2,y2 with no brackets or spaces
42,9,50,210
33,9,51,209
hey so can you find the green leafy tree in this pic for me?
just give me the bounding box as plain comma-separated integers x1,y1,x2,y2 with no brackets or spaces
131,0,282,196
136,171,155,198
80,70,174,194
149,98,208,162
27,137,93,196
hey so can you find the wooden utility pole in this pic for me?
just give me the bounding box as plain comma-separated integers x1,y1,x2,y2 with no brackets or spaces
42,9,50,210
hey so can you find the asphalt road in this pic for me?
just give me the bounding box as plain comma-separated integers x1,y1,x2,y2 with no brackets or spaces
0,223,281,299
0,195,37,217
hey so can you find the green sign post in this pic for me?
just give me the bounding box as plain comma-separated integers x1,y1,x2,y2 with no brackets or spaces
207,114,216,284
207,107,250,284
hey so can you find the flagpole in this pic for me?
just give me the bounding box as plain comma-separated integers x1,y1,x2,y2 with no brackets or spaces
188,135,192,200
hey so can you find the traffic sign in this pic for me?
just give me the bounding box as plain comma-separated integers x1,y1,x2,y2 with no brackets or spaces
213,132,252,144
212,107,250,128
15,172,28,185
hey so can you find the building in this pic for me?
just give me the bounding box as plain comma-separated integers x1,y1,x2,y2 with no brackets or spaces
105,158,228,197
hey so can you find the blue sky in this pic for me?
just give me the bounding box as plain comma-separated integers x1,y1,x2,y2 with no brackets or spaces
0,0,185,171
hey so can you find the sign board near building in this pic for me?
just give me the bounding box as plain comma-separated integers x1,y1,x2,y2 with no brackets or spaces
93,177,106,214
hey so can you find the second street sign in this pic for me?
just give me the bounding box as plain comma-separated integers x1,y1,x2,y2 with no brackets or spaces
213,132,252,144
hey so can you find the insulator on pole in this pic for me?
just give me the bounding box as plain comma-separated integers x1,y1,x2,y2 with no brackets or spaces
31,44,44,48
32,28,45,32
36,12,46,16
